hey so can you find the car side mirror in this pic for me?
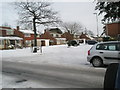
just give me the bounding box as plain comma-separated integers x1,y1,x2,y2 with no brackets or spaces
104,63,120,89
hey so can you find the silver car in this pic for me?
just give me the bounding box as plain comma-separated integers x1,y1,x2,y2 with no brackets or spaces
87,41,120,67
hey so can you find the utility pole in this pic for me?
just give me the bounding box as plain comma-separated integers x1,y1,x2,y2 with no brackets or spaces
93,13,99,38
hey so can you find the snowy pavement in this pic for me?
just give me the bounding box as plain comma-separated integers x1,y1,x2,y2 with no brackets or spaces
2,72,63,88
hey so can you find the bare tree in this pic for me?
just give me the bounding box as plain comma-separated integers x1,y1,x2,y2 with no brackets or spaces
84,30,94,37
15,1,61,52
61,22,83,35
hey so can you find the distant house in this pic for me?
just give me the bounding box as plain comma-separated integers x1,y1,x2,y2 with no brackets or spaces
61,32,74,41
14,26,40,47
80,33,93,40
40,27,66,46
74,34,81,41
105,22,120,40
79,33,94,44
0,26,14,37
40,30,56,46
0,26,23,50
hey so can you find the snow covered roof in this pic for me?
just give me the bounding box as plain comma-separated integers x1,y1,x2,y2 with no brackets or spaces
19,30,39,34
86,35,94,40
0,37,23,40
19,30,35,34
45,27,63,34
0,27,14,31
55,38,66,40
46,27,60,29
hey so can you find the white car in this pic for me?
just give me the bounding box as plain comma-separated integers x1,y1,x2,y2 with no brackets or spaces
87,41,120,67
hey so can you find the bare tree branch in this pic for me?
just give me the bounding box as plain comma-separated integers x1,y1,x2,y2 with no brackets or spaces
15,1,61,29
14,0,61,52
61,22,83,35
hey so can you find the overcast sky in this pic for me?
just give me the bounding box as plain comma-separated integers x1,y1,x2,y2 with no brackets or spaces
0,0,104,36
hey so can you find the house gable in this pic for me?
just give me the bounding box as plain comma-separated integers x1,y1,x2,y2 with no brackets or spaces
80,34,91,40
61,32,74,41
40,31,57,45
48,28,63,34
0,26,14,36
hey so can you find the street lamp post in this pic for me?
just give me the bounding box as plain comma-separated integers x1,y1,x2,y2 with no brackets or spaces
93,13,99,38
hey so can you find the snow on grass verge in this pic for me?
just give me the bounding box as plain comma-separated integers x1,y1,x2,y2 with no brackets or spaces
2,44,93,66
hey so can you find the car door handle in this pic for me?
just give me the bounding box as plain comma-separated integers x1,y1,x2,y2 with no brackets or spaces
99,52,103,54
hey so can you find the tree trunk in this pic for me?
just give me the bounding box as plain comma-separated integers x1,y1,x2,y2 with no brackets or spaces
33,17,37,53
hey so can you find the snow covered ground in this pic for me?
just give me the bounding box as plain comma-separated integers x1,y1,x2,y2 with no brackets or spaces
1,44,106,88
2,44,93,66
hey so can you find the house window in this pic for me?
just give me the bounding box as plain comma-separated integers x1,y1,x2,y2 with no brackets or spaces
37,35,40,37
118,34,120,41
0,31,2,36
0,40,4,45
58,34,61,37
6,29,14,35
16,40,20,43
25,34,30,37
25,40,31,46
51,34,53,37
56,34,59,37
51,34,56,37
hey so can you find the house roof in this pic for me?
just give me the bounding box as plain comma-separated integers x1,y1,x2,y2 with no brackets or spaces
61,32,74,41
0,26,12,29
105,21,120,25
80,34,94,40
86,35,94,40
46,27,63,34
40,31,56,40
55,38,66,40
0,36,23,40
0,27,14,31
19,30,35,34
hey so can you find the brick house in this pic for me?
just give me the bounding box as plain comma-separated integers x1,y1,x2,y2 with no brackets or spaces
106,22,120,40
79,33,94,44
62,32,94,44
14,26,41,47
74,34,81,41
15,26,33,47
0,26,23,49
40,27,66,46
61,32,74,41
40,30,56,45
0,26,13,37
79,33,91,40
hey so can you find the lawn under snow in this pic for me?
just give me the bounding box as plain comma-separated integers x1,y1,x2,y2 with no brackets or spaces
1,44,93,66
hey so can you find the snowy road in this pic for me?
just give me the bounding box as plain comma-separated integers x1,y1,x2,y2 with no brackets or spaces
3,61,106,88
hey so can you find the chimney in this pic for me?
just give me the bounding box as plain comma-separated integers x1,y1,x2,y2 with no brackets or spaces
16,26,19,31
44,29,47,33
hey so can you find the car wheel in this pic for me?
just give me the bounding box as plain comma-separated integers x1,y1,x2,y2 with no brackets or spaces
92,57,103,67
